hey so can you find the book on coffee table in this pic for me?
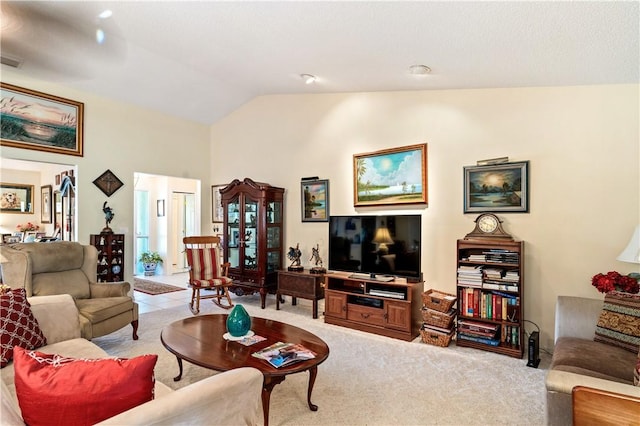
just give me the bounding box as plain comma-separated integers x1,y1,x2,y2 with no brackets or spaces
252,341,316,368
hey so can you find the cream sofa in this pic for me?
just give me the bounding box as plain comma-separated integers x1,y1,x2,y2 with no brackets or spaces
545,296,640,425
1,294,264,425
0,241,138,340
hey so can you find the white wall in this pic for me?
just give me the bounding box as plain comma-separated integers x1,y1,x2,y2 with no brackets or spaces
1,70,211,283
210,85,640,350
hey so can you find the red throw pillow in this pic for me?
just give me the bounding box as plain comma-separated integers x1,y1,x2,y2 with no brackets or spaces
14,347,157,426
1,288,46,368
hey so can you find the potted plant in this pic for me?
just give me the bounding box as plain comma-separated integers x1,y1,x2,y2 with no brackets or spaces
139,251,163,276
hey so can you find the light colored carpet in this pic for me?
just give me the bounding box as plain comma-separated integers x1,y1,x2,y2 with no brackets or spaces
94,295,549,425
133,278,186,295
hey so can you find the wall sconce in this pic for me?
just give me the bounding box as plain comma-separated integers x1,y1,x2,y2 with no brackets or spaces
157,199,165,217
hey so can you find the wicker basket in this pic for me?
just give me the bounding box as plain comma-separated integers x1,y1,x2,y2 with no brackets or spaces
421,307,456,329
422,289,457,313
420,325,454,347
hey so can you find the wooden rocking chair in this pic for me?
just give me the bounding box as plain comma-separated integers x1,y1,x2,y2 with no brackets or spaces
183,236,234,314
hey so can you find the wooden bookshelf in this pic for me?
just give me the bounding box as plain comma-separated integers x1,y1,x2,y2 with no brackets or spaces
456,238,524,358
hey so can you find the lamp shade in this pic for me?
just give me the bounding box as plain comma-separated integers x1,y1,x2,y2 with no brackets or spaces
617,225,640,264
373,227,394,245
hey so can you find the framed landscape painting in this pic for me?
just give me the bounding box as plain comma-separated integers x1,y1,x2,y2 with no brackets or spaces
0,182,34,214
301,179,329,222
463,161,529,213
353,143,427,207
0,83,84,157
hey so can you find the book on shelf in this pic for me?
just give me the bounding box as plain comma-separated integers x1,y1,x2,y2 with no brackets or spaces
252,342,316,368
457,334,500,346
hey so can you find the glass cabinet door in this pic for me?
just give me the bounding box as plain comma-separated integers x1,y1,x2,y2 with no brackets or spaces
227,196,240,269
243,196,259,271
266,200,282,272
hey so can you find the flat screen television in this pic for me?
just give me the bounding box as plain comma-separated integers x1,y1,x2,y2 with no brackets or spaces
328,214,422,281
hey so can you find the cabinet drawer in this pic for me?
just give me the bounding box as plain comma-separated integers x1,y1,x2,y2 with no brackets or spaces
347,303,385,326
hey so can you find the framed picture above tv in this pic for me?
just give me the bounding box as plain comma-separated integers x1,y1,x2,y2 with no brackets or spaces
463,161,529,213
353,143,427,207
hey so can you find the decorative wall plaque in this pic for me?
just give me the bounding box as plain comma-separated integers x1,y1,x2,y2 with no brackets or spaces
93,169,124,197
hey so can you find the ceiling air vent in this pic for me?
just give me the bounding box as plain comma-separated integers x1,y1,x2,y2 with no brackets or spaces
1,55,22,68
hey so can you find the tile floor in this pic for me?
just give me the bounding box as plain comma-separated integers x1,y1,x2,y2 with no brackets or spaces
132,273,192,314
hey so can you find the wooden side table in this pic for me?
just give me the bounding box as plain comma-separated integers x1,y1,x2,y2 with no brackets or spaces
276,269,325,319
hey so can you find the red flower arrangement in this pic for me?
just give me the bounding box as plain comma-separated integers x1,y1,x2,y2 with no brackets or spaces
16,222,40,232
591,271,639,294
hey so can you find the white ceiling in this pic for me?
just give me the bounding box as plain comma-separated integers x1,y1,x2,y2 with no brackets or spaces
1,1,638,125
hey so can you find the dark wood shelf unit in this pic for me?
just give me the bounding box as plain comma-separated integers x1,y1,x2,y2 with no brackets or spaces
324,272,422,341
220,178,285,309
90,233,125,282
456,238,524,358
276,269,325,319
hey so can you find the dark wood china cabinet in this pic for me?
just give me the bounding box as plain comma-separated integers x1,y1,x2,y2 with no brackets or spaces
220,178,285,308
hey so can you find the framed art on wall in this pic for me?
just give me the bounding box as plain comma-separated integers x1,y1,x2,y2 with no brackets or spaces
0,182,34,214
41,185,52,223
353,143,428,207
463,161,529,213
93,169,124,197
301,179,329,222
211,184,226,223
0,83,84,157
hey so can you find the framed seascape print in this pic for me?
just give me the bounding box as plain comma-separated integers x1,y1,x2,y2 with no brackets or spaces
0,182,34,214
301,179,329,222
353,143,428,207
41,185,52,223
211,184,226,223
463,161,529,213
0,83,84,157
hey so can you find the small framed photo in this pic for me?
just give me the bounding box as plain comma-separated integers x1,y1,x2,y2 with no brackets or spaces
157,199,165,217
463,161,529,213
41,185,52,223
301,179,329,222
23,231,38,243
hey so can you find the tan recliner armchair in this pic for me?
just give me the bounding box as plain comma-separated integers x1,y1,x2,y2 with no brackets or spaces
0,241,138,340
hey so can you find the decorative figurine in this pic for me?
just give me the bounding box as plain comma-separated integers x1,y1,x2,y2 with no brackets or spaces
102,201,114,233
309,244,326,274
287,243,303,272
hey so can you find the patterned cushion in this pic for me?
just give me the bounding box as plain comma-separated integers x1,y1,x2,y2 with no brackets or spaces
594,291,640,353
1,288,46,368
14,347,157,426
186,247,232,288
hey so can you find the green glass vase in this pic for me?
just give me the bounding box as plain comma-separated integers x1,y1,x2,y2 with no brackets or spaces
226,304,251,337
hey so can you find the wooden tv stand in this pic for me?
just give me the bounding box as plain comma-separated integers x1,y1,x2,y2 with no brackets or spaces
323,272,422,341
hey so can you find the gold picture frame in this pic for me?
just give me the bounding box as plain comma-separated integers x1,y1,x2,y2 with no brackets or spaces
353,143,428,207
0,182,34,214
0,83,84,157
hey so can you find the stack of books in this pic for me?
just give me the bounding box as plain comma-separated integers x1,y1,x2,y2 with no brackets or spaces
457,319,500,346
457,265,483,287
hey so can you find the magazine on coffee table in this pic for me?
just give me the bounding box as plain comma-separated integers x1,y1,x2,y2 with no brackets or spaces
252,341,316,368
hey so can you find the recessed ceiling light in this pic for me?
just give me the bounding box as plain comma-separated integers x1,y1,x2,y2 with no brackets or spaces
300,74,316,84
98,10,112,19
409,64,431,75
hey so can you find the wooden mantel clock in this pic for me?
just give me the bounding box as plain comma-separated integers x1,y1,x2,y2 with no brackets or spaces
464,213,514,240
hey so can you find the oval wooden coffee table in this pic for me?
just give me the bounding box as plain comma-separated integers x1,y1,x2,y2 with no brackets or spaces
161,314,330,426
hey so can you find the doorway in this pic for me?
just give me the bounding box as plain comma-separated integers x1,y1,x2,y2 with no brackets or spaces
133,173,200,276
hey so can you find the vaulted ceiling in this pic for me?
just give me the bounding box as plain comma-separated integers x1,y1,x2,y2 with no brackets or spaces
1,1,638,124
